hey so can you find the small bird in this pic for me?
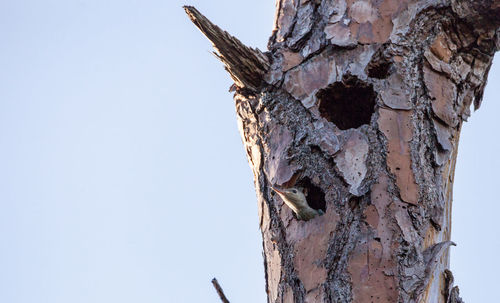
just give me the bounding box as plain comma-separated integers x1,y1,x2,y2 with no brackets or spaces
271,186,323,221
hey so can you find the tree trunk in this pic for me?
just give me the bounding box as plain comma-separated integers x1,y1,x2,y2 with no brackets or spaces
185,1,499,302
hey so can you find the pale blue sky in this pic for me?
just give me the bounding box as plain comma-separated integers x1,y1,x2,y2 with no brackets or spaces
0,1,497,302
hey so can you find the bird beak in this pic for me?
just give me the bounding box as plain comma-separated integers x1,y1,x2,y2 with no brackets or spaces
271,185,284,195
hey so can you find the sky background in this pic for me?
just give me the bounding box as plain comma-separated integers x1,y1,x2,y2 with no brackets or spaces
0,1,498,302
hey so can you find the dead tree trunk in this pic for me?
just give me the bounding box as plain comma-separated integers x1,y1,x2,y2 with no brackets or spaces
185,1,499,302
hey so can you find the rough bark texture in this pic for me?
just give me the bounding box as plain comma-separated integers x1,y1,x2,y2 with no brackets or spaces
186,1,499,302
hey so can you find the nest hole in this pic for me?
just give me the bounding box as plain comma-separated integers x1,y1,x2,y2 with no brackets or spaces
367,60,391,79
317,76,376,130
365,46,392,79
297,178,326,213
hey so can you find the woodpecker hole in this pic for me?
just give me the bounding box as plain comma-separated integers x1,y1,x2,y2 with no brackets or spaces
297,178,326,213
366,46,392,79
317,77,376,130
367,60,391,79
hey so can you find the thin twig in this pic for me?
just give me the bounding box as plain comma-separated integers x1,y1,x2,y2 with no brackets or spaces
211,278,230,303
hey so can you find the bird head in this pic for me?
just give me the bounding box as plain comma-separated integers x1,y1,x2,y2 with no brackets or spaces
271,185,307,208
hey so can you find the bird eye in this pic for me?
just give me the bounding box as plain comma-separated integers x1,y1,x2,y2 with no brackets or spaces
292,189,297,193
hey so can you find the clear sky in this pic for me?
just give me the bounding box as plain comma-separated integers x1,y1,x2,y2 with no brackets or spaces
0,1,497,302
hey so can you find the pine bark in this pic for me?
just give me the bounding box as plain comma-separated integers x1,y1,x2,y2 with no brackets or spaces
186,1,499,302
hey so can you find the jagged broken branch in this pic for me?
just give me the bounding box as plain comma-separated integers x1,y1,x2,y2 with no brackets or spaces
184,6,269,92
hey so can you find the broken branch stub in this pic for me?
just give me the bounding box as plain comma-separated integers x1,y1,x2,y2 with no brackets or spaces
184,6,269,92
